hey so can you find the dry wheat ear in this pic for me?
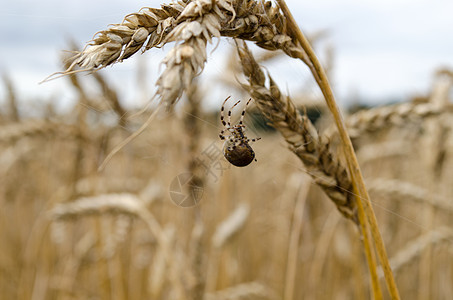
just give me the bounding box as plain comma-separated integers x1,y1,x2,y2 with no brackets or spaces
236,40,357,223
45,0,307,109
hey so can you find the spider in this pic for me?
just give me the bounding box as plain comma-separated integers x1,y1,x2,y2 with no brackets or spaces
219,96,261,167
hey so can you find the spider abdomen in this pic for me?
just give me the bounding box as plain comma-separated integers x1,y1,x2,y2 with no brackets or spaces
223,141,255,167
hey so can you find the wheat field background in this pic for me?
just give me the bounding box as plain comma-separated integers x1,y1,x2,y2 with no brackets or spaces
1,1,453,299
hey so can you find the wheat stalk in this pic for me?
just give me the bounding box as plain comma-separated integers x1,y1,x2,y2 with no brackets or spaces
379,227,453,277
236,40,357,222
276,2,399,298
184,82,208,300
205,202,250,293
92,72,128,126
284,175,310,300
211,202,250,248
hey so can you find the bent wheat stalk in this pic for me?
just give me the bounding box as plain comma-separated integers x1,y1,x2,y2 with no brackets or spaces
276,1,399,298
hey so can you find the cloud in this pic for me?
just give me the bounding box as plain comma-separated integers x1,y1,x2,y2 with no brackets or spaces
1,0,452,107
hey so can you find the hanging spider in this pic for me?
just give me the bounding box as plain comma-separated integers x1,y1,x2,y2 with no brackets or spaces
219,96,261,167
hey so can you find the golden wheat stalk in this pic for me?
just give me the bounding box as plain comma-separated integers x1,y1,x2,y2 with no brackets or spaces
276,1,399,298
211,202,250,249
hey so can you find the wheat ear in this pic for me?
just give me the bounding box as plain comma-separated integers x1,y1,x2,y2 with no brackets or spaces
0,120,79,144
334,102,453,141
46,0,308,108
49,193,165,246
205,281,279,300
2,74,20,122
367,178,453,213
381,227,453,277
236,40,357,222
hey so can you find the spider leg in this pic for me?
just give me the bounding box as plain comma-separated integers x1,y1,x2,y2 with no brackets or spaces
219,126,236,141
238,98,252,126
219,128,235,140
228,100,241,127
220,96,231,127
219,130,226,140
226,136,236,151
247,137,261,143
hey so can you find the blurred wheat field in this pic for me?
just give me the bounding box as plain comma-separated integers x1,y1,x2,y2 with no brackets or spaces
2,66,453,299
2,1,453,299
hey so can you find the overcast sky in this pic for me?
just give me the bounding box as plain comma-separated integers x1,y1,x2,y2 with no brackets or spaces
1,0,452,111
